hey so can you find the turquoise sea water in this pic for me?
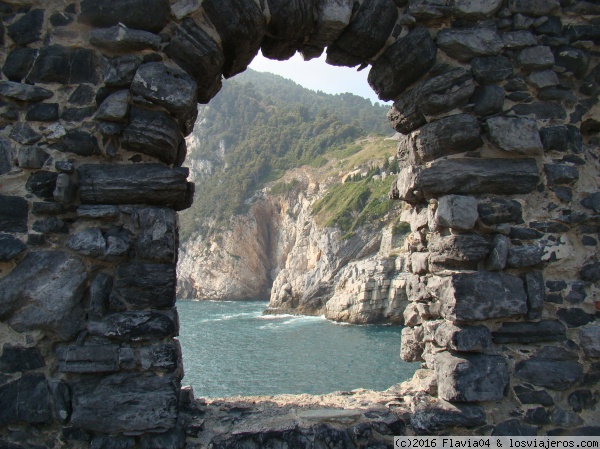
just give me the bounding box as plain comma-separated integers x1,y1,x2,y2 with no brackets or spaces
177,300,418,397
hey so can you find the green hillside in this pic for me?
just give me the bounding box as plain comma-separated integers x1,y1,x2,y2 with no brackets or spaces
180,69,391,241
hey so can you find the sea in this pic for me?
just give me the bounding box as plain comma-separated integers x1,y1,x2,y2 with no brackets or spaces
177,300,418,398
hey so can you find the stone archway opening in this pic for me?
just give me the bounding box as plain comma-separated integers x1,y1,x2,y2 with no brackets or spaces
0,0,598,447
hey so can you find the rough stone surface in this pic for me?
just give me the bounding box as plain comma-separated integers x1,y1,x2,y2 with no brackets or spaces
525,271,545,320
26,45,98,85
90,25,161,53
79,0,171,33
514,347,584,390
0,345,45,373
478,196,523,226
51,130,100,157
88,310,178,342
579,326,600,358
486,117,543,155
71,372,178,433
0,81,53,102
135,207,177,262
428,233,490,271
513,385,555,406
78,164,193,211
471,56,513,82
434,272,527,323
485,234,509,271
434,323,492,352
411,401,486,435
0,251,87,340
0,374,51,425
368,27,437,101
492,320,566,344
517,46,555,70
122,107,181,165
17,146,49,169
435,352,508,402
95,90,130,122
545,163,579,186
109,263,176,310
397,158,540,202
57,345,120,373
0,234,27,262
435,195,478,231
437,28,503,61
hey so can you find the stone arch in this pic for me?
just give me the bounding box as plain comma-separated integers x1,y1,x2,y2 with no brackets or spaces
0,0,598,446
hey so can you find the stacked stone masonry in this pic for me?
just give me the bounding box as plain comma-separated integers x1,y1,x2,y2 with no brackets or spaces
0,0,597,447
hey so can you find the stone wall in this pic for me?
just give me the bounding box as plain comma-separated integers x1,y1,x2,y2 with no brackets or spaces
0,0,597,447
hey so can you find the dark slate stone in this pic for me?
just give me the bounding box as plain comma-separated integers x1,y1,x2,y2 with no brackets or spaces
407,114,482,164
25,103,59,122
411,401,486,435
135,207,176,262
517,45,555,70
164,18,224,104
140,428,185,449
68,84,96,106
551,407,584,428
0,81,54,103
428,233,489,271
78,164,194,211
0,345,45,373
51,380,72,424
566,24,600,44
56,345,120,373
509,227,544,240
507,245,545,268
62,427,92,444
26,45,98,85
536,15,562,36
567,125,583,153
79,0,170,33
0,234,26,262
512,102,567,120
0,195,28,232
32,201,65,216
513,385,555,406
90,25,161,52
202,0,266,77
555,46,590,79
259,0,313,60
515,347,583,390
89,273,113,320
77,205,120,220
545,163,579,186
26,171,58,199
541,126,569,152
492,320,566,344
581,236,597,247
327,0,398,66
368,27,437,101
67,228,106,257
131,62,197,117
491,419,538,436
508,0,560,16
50,130,100,157
0,251,86,340
419,67,475,116
529,220,569,233
50,12,74,27
580,193,600,214
569,389,598,413
557,308,595,328
399,158,540,202
471,85,504,116
436,272,527,323
525,407,550,425
2,48,37,82
17,146,49,169
71,372,178,434
487,117,543,155
0,138,13,175
525,271,545,320
551,186,573,202
478,196,523,226
121,107,181,165
437,27,503,62
10,123,41,145
62,106,96,122
538,87,577,105
434,323,492,352
95,90,129,122
7,9,43,45
87,310,178,342
485,234,509,271
471,56,513,82
109,263,176,310
140,343,179,372
101,55,143,88
32,217,68,234
0,374,51,425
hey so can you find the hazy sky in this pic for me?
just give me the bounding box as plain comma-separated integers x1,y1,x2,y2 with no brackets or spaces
249,51,389,105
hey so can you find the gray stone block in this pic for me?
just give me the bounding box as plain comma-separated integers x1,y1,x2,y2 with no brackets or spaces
109,263,177,310
95,90,130,122
140,342,180,372
57,345,121,373
492,320,566,344
435,195,478,231
71,372,178,433
411,400,486,435
78,164,193,211
579,326,600,358
68,228,106,257
90,25,161,52
0,234,26,262
17,146,49,169
517,46,555,70
435,352,508,402
525,271,545,319
428,233,490,272
0,80,53,102
486,117,543,155
433,272,527,323
79,0,171,33
0,251,87,340
0,374,52,425
434,322,492,352
135,207,177,262
515,347,583,390
0,344,45,373
485,234,509,271
437,27,503,61
507,245,545,268
88,310,178,342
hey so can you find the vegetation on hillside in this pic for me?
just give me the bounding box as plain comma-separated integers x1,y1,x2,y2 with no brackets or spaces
180,69,391,241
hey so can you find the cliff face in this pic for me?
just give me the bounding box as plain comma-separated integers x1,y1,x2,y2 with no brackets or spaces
177,170,409,323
